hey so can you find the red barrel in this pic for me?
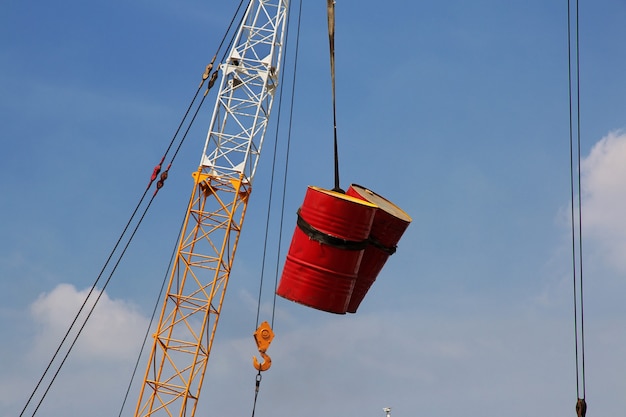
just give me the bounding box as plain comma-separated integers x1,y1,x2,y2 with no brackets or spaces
346,184,412,313
277,186,377,314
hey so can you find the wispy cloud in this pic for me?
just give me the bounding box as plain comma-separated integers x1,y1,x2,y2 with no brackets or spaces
581,130,626,272
5,271,626,417
29,283,147,361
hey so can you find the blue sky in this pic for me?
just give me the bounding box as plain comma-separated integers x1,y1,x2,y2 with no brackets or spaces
2,0,626,416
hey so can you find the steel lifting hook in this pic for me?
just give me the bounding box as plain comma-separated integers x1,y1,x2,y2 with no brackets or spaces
252,321,274,372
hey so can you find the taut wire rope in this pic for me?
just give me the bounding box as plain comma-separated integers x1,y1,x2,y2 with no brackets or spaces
272,0,303,327
567,0,587,415
116,231,177,417
28,193,159,417
254,0,301,330
116,4,249,415
20,2,247,414
251,1,302,416
327,0,343,193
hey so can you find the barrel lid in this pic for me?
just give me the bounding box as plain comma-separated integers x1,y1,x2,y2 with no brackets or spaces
349,184,412,222
308,186,378,208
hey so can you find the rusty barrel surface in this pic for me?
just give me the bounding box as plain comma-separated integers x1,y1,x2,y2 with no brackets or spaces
345,184,412,313
276,186,377,314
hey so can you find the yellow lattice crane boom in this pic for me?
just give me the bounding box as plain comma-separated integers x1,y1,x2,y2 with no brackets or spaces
133,1,289,415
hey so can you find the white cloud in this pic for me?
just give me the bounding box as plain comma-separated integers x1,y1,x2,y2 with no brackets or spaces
4,284,626,417
197,309,607,417
581,130,626,271
30,283,148,361
1,284,150,417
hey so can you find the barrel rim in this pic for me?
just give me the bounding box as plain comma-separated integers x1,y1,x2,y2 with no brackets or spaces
348,184,412,222
308,185,379,209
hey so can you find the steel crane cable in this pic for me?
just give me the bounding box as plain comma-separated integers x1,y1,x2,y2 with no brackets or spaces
115,218,182,417
254,0,302,331
567,0,587,415
19,63,208,417
19,4,248,415
19,167,165,417
114,3,251,416
147,0,247,193
327,0,343,193
251,1,303,417
24,81,217,413
18,188,152,417
24,194,160,417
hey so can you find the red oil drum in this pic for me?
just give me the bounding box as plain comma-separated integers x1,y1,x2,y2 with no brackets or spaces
276,186,377,314
345,184,412,313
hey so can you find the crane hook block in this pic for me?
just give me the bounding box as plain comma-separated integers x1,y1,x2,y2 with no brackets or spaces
252,321,274,372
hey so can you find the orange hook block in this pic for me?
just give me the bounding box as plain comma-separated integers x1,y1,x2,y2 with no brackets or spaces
252,321,274,372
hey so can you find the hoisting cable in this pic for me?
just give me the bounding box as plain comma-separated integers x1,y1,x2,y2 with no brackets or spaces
253,0,300,331
567,0,587,415
20,70,216,417
20,5,246,414
250,2,303,417
116,218,184,417
326,0,343,193
18,186,150,417
25,193,161,417
151,0,248,195
19,157,166,417
148,53,214,192
251,372,263,417
116,4,250,416
23,73,218,416
271,0,303,327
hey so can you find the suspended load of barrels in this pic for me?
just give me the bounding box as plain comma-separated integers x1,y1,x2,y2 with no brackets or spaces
276,184,412,314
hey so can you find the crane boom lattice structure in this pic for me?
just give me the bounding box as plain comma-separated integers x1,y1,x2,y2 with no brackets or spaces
133,1,289,416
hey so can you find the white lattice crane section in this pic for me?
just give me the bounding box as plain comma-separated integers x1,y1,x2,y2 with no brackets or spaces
201,0,288,183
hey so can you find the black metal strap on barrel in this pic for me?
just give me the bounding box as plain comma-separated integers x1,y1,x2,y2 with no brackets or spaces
297,210,368,251
368,236,397,256
297,209,399,255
